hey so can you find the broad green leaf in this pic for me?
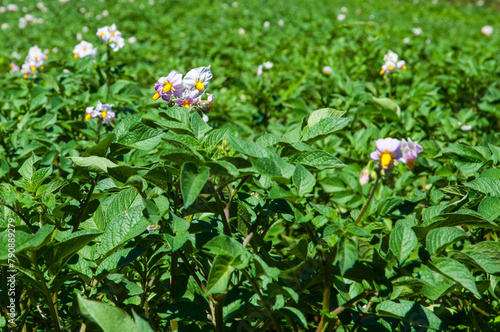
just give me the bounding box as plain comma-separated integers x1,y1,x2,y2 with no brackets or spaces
69,156,118,174
19,153,42,180
96,247,146,275
78,295,141,332
372,97,400,117
83,133,116,157
464,178,500,196
307,108,346,126
180,162,210,208
288,150,345,170
0,226,54,259
292,163,316,196
301,116,351,144
252,155,295,179
377,300,447,330
337,236,357,275
279,307,307,328
132,310,154,332
114,113,163,150
203,235,251,269
206,254,235,295
426,227,468,255
431,257,481,299
227,135,270,158
389,222,418,263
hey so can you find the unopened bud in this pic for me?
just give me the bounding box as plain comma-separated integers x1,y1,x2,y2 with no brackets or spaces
359,169,370,185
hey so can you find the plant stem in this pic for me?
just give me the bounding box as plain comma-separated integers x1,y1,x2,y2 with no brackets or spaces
316,253,335,332
207,181,231,236
31,251,61,332
331,290,375,317
73,175,99,232
241,270,282,332
0,202,36,233
170,252,178,331
355,174,380,225
214,294,226,332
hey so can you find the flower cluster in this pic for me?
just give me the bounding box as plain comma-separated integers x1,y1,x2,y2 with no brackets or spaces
96,23,125,52
380,50,406,75
85,101,116,124
370,137,422,171
73,41,97,59
14,46,48,78
256,61,273,76
153,66,214,122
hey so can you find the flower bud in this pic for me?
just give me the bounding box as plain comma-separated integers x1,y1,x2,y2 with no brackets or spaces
359,168,370,185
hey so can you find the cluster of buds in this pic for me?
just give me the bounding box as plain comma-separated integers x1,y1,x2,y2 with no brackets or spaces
256,61,273,76
153,66,214,122
11,46,48,79
96,23,125,52
380,50,406,75
85,101,116,124
370,137,422,171
73,41,97,59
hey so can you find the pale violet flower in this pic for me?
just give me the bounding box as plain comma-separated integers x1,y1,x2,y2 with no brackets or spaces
396,60,406,70
10,62,20,73
337,14,346,21
238,28,245,35
256,64,263,76
102,10,109,17
412,28,422,36
153,70,184,101
86,101,115,123
7,4,19,12
322,66,333,75
481,25,493,36
278,19,284,26
73,41,97,59
147,224,158,232
21,63,34,78
263,21,270,28
397,138,422,170
85,106,100,121
195,93,215,110
175,89,198,108
370,138,403,170
383,50,398,63
263,61,273,69
183,66,213,95
380,61,396,74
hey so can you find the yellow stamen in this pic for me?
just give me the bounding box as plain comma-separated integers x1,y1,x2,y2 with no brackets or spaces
182,100,191,108
74,53,79,59
45,56,48,60
111,31,115,36
380,152,393,169
101,111,107,118
34,56,38,60
31,66,36,71
83,47,87,51
402,65,407,70
380,69,385,75
153,92,160,101
23,74,28,79
9,63,13,68
85,113,92,121
40,66,44,69
195,79,205,91
163,82,173,93
388,65,394,71
100,32,104,37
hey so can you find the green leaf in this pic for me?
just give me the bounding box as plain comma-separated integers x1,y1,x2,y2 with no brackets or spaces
279,307,307,328
69,156,118,175
337,236,358,275
252,155,295,179
301,116,351,144
206,254,235,295
96,247,146,275
377,300,447,330
132,310,154,332
227,135,270,158
292,163,316,196
83,133,116,157
426,227,468,255
431,257,481,299
389,222,418,263
203,235,251,269
113,113,163,150
0,226,54,260
464,178,500,196
180,162,210,208
190,112,211,139
307,108,346,127
288,150,345,170
78,295,141,332
19,153,42,180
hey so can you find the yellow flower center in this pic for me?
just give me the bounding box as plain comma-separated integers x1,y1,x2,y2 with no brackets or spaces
34,56,38,60
182,100,191,108
388,65,394,71
195,79,205,91
111,31,115,36
380,151,393,169
402,65,407,70
100,32,104,37
153,92,160,101
83,47,87,51
380,69,385,75
163,82,173,93
31,66,36,71
24,74,28,79
101,111,107,118
74,53,79,59
85,113,92,121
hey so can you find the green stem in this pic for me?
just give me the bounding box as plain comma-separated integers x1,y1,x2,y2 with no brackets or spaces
316,253,336,332
31,251,61,332
73,175,99,232
355,174,380,225
170,252,178,331
207,181,231,236
214,294,226,332
0,202,36,233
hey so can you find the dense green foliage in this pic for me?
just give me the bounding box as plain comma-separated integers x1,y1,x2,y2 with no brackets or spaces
0,0,500,331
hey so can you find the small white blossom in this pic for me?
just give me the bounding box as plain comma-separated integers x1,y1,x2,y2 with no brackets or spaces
340,6,348,13
481,25,493,36
322,66,333,75
337,14,346,21
278,19,284,26
238,28,245,35
263,21,270,28
412,28,422,35
263,61,273,69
